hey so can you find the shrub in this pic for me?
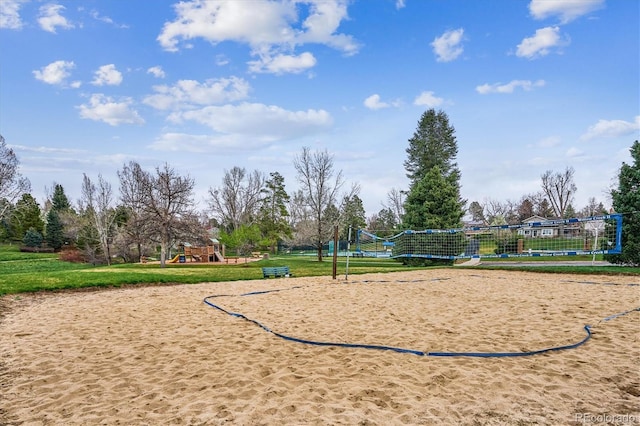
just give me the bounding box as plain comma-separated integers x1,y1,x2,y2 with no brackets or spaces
494,237,521,255
59,246,86,263
23,227,43,247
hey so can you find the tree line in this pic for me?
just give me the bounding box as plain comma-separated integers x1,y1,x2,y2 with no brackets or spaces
1,112,638,266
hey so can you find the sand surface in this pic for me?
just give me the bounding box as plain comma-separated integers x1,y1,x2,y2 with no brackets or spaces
1,269,639,425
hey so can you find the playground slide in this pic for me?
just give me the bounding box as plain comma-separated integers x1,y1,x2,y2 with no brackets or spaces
168,254,181,263
214,251,224,262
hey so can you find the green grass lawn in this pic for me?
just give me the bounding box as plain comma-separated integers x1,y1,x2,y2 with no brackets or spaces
0,245,425,295
0,244,637,296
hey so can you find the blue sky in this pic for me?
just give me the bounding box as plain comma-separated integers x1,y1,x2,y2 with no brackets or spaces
1,0,638,217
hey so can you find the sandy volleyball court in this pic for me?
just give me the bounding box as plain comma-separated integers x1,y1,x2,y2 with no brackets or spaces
1,269,639,425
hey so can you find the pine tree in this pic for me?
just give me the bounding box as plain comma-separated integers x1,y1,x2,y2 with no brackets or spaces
10,194,45,241
257,172,292,253
51,183,72,212
45,209,64,250
403,109,465,230
403,166,464,230
340,194,366,240
606,141,640,266
23,227,43,247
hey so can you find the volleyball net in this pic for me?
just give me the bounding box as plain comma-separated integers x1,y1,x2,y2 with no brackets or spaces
355,214,623,260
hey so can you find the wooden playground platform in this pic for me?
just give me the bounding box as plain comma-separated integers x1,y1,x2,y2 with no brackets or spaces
181,245,224,263
141,240,266,265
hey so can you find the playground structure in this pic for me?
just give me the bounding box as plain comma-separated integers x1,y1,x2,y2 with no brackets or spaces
168,240,226,263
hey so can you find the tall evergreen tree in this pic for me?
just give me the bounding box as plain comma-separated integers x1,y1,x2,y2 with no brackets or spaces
46,183,74,247
10,193,44,241
606,140,640,266
369,207,398,232
51,183,72,212
403,166,464,230
468,201,486,223
404,109,460,183
340,194,366,240
257,171,292,253
45,209,64,250
403,109,465,230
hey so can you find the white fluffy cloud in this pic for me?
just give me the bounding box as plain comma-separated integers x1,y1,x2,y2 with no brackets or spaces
38,3,74,33
33,60,75,85
529,0,605,23
580,116,640,141
0,0,25,29
147,66,166,78
157,0,359,74
431,28,464,62
476,79,546,94
516,26,567,59
169,102,332,141
77,94,144,126
91,64,123,86
248,51,317,74
143,77,251,110
364,94,389,110
413,91,443,107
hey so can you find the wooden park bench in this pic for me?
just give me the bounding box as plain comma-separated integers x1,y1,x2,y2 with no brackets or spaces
262,266,292,278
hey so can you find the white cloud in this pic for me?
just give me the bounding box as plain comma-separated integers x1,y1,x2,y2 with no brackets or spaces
147,66,166,78
216,54,230,66
476,79,546,94
529,0,605,23
90,10,128,28
170,102,332,141
296,1,359,54
396,0,406,9
157,0,359,74
0,0,25,29
580,116,640,141
248,51,317,74
516,26,567,59
431,28,464,62
143,77,251,110
92,64,123,86
38,3,74,33
364,94,389,110
77,94,144,126
413,91,444,107
11,144,87,155
33,60,75,85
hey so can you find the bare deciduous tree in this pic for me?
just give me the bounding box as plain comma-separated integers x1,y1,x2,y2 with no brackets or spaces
580,196,607,217
541,167,577,218
288,189,311,227
119,161,196,267
81,173,117,265
383,188,405,225
118,161,154,261
0,134,31,218
208,167,264,231
293,147,345,261
481,198,519,225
